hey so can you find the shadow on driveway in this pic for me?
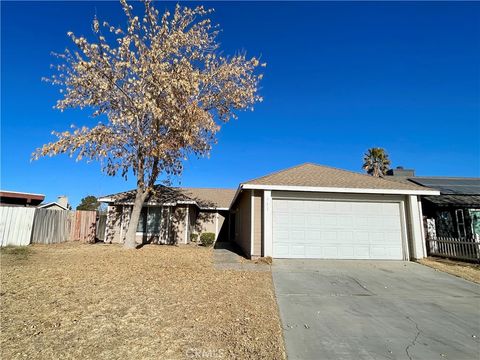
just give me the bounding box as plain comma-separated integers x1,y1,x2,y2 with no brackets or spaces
213,242,270,272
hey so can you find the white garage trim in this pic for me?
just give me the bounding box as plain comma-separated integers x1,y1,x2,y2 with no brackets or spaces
270,192,410,260
407,195,426,259
418,198,427,258
250,190,255,256
399,200,410,261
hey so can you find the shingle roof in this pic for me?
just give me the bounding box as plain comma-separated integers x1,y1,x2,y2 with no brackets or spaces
243,163,432,192
100,186,235,209
179,188,236,209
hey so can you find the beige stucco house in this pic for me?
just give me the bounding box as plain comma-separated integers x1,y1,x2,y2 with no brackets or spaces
100,163,439,260
231,163,439,260
99,187,235,245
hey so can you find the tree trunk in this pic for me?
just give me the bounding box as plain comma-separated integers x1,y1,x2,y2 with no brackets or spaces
123,190,146,249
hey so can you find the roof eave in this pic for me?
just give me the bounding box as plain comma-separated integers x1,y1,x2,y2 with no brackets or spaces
241,183,440,196
38,202,69,210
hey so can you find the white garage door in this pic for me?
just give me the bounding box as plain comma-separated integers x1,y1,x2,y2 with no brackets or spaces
272,199,404,260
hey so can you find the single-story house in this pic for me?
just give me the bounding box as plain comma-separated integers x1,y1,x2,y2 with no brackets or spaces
99,187,235,245
386,167,480,240
38,196,70,211
100,163,440,261
0,190,45,207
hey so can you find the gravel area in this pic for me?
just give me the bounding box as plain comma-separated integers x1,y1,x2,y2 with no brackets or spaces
0,243,285,360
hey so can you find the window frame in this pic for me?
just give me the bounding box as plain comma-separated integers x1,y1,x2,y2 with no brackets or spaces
136,206,163,235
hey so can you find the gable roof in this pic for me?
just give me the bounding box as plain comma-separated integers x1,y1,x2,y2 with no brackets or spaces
38,202,69,210
241,163,439,195
99,186,235,210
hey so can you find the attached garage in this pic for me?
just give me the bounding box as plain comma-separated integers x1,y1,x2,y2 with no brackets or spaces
231,163,440,261
272,196,406,260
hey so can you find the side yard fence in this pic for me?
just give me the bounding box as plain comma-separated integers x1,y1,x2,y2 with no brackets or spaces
427,236,480,262
0,207,104,246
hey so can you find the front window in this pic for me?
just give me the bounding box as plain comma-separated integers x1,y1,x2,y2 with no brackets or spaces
137,207,162,234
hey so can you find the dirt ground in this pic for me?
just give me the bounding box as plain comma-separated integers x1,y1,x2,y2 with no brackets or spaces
0,243,286,360
418,257,480,284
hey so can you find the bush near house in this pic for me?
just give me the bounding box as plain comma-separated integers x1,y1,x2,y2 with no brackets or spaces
200,233,215,247
190,233,198,242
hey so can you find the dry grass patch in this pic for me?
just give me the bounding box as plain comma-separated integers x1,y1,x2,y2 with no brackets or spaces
419,257,480,284
1,242,285,360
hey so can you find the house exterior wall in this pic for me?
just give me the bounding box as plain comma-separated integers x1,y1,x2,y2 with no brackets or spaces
105,204,189,245
171,205,188,244
233,191,252,257
253,190,263,257
194,210,226,241
105,205,123,243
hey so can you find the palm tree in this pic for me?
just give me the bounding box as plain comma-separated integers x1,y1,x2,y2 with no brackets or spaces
362,147,391,177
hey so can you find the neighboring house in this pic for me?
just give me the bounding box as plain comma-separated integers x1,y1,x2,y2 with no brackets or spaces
100,163,439,261
386,167,480,240
99,187,235,245
0,190,45,207
38,196,70,211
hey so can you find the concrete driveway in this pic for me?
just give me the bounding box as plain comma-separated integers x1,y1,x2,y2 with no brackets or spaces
272,260,480,360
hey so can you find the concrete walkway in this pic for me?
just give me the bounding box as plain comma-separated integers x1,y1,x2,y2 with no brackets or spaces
213,242,270,271
273,260,480,360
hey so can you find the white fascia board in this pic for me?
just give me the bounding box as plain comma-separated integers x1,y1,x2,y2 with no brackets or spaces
1,190,45,197
228,186,243,210
241,184,440,196
177,200,197,205
38,202,68,210
98,197,113,202
199,207,229,211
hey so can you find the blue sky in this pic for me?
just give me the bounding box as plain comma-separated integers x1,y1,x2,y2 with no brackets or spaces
2,1,479,207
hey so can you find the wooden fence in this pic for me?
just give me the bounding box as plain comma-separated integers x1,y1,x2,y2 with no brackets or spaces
69,210,96,243
0,207,100,246
427,237,480,262
96,215,107,241
0,207,36,246
31,209,72,244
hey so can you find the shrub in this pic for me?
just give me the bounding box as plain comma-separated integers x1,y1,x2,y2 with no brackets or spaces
200,232,215,247
190,233,198,242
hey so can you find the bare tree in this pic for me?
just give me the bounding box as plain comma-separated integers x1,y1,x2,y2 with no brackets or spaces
362,147,391,177
33,0,265,248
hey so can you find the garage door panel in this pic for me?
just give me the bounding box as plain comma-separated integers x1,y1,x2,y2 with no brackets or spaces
354,246,370,257
292,215,305,226
291,245,306,256
275,230,289,240
384,217,402,230
272,198,404,260
274,244,289,256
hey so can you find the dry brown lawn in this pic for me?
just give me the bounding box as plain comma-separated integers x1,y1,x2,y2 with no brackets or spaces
0,243,285,360
418,257,480,284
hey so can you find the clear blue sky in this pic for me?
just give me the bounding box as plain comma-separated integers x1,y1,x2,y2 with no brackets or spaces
2,1,479,207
